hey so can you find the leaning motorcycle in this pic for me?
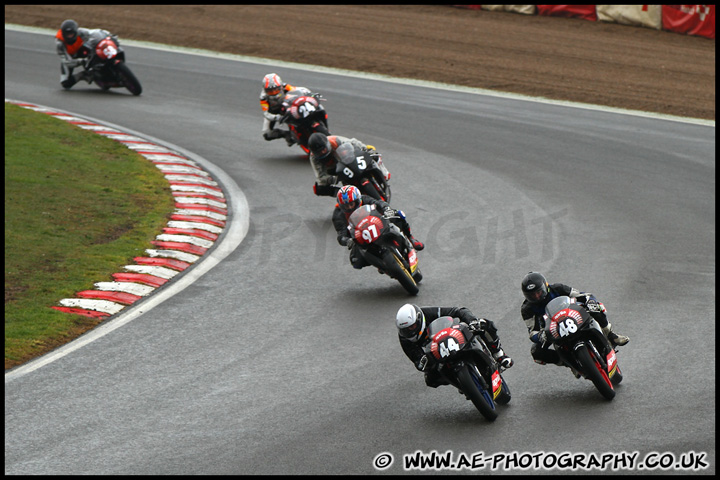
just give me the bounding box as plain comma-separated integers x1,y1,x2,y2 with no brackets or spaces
279,90,329,154
348,204,421,295
77,31,142,95
334,142,391,202
543,295,623,400
422,316,511,421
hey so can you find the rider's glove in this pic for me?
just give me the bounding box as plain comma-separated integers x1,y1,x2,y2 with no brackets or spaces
365,145,381,159
532,330,548,345
416,355,429,372
383,207,396,218
468,318,487,332
66,58,83,69
346,238,355,250
263,111,282,122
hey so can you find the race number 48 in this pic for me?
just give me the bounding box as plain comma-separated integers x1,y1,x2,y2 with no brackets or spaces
558,318,578,337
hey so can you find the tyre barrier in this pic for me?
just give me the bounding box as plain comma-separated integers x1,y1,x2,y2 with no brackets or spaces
453,5,715,39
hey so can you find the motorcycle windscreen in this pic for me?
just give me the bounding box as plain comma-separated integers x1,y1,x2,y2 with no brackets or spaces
348,204,377,229
335,142,355,166
427,316,456,337
544,295,573,318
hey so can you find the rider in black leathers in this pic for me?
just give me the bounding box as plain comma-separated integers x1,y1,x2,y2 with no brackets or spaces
520,272,629,370
396,303,513,388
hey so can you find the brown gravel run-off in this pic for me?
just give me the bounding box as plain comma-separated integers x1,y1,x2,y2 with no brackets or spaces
5,4,715,120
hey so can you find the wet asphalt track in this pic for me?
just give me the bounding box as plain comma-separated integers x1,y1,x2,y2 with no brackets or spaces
5,27,715,475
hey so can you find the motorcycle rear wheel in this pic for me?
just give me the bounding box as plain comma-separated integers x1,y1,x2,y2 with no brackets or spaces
384,250,419,295
358,180,383,201
576,345,615,400
457,363,498,421
369,176,391,203
116,62,142,96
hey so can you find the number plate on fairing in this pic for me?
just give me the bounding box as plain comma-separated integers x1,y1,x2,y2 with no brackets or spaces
289,96,319,119
430,327,465,360
354,215,384,245
549,308,585,340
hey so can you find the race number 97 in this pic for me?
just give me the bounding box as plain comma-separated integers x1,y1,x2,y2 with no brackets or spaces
360,224,379,242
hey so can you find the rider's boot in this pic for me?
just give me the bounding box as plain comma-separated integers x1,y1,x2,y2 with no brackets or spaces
602,323,629,346
488,341,513,369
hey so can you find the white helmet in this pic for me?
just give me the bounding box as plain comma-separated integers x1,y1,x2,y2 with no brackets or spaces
396,304,426,342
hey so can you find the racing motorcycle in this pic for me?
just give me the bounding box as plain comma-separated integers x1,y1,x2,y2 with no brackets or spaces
543,296,624,400
279,89,329,154
334,142,391,202
77,31,142,95
422,316,511,421
347,204,421,295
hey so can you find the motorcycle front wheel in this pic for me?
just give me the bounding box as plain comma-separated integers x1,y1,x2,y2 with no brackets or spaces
457,363,498,421
576,345,615,400
116,62,142,96
383,250,419,295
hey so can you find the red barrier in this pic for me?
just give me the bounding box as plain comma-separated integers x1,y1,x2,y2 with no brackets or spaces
662,5,715,39
536,5,597,21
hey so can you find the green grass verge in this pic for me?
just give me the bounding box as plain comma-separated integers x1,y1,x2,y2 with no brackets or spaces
4,102,175,370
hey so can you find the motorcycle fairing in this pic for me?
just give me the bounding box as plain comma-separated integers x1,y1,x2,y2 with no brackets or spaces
606,349,618,377
491,370,502,399
429,326,466,361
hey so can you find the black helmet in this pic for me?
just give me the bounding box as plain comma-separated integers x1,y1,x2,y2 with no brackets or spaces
60,19,79,43
521,272,549,304
308,132,331,159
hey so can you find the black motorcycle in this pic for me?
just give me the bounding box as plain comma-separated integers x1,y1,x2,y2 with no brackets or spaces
279,90,329,154
77,31,142,95
347,204,421,295
334,142,391,202
543,296,624,400
422,316,511,421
